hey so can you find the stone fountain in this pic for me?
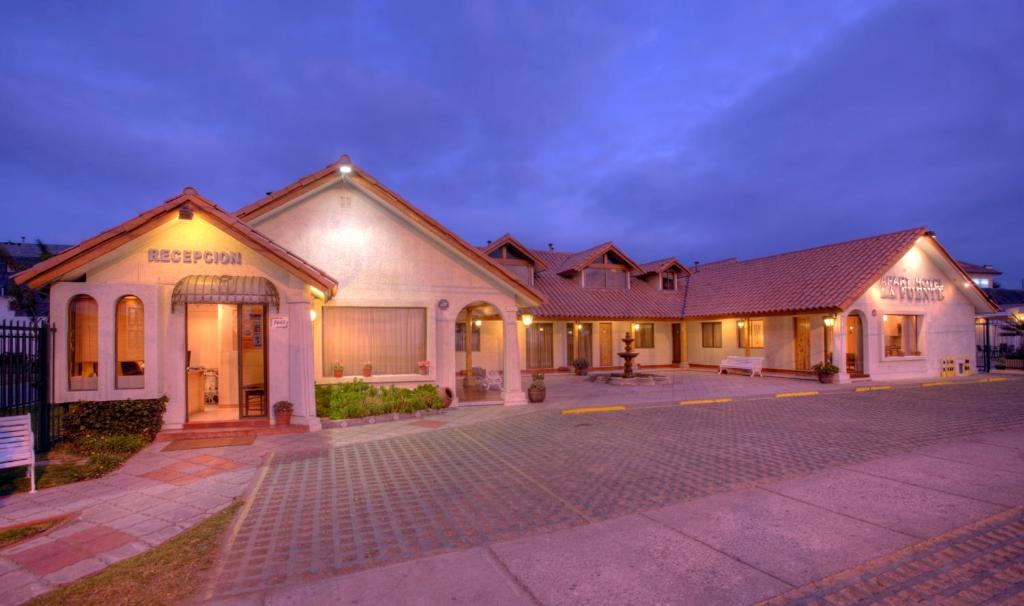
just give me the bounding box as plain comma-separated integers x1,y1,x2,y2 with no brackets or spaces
588,331,668,386
618,331,639,378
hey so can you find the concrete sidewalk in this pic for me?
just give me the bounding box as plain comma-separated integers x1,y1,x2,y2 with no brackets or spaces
242,428,1024,605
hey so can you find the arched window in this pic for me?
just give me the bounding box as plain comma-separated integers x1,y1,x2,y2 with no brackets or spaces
68,295,98,390
116,296,145,389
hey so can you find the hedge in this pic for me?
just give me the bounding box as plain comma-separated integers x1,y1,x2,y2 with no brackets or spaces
315,381,447,420
61,396,167,441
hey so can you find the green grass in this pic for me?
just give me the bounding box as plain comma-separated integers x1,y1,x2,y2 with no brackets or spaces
0,434,148,496
28,501,242,606
0,518,63,549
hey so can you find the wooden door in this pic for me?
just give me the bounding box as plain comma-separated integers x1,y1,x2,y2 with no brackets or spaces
599,322,613,367
794,317,811,370
671,323,682,364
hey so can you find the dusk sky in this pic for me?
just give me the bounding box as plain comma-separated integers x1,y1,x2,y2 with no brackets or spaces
2,0,1022,285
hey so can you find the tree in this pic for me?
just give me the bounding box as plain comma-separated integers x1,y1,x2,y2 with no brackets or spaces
0,240,53,322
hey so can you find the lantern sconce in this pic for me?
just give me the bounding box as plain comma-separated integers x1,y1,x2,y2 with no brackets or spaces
823,316,835,328
474,319,483,327
737,320,746,328
520,313,534,326
309,309,317,322
631,322,640,331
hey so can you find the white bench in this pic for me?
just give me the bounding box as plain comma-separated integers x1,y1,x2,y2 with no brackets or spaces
0,415,35,493
718,356,764,378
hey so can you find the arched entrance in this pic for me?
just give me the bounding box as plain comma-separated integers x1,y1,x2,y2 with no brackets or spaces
455,302,505,403
846,312,866,376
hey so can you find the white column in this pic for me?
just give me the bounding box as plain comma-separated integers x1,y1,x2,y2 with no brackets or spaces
288,300,321,430
163,291,187,429
502,315,526,405
834,314,850,383
437,312,458,406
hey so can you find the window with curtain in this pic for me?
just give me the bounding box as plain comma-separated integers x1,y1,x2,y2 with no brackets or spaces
636,323,654,348
115,296,145,389
526,323,553,368
455,322,481,352
565,322,594,364
661,273,676,290
737,319,765,349
583,267,627,289
68,295,99,390
701,322,722,348
883,314,921,357
322,307,427,376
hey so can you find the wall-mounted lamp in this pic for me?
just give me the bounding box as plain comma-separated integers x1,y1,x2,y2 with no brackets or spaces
631,322,640,331
520,313,534,326
575,323,583,330
737,320,746,328
823,316,835,328
339,154,353,175
309,309,317,322
882,314,888,321
474,319,483,327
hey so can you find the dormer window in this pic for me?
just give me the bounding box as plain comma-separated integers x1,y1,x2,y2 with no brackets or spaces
661,272,676,291
583,266,628,289
488,242,535,286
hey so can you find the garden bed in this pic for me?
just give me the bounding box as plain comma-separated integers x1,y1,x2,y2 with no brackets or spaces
321,407,448,429
315,380,449,421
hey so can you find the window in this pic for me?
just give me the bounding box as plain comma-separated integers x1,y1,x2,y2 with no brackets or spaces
661,273,676,291
883,314,921,357
583,267,627,289
455,322,481,352
635,323,654,348
322,307,427,375
115,296,145,389
526,323,554,368
566,322,593,364
68,295,99,390
737,319,765,349
972,278,990,288
701,322,722,348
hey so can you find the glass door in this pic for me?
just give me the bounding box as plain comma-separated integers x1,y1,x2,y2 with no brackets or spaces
239,304,268,418
846,314,864,374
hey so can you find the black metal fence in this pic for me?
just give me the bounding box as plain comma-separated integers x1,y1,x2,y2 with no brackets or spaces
976,318,1023,373
0,319,63,450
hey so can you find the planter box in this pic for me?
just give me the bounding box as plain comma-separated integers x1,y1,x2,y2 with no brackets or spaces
320,408,447,429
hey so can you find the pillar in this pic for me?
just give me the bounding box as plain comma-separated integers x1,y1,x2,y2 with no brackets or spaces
502,314,526,405
834,313,850,383
680,320,689,368
288,300,321,430
437,311,457,406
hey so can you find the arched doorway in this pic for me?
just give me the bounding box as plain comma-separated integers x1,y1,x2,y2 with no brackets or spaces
455,302,505,403
846,312,865,376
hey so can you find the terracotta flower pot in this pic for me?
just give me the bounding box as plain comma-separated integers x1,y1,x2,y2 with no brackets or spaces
277,410,292,426
362,367,372,378
817,373,837,384
333,369,343,378
528,386,546,403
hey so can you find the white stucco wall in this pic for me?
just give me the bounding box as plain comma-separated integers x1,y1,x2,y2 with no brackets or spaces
247,178,527,404
48,212,318,429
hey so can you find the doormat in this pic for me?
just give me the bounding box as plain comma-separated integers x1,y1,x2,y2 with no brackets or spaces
162,436,255,451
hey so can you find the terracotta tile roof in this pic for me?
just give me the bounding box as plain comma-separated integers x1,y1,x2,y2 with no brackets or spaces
14,188,339,295
513,227,990,320
554,242,644,276
957,260,1002,276
481,233,548,270
680,227,928,318
638,257,691,276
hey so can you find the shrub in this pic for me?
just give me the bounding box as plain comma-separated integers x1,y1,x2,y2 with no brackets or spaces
62,396,167,442
315,379,447,420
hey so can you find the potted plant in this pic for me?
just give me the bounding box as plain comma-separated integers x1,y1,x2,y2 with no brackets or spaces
332,363,344,378
572,358,590,376
418,360,431,375
362,362,373,378
811,361,840,384
528,373,546,403
274,400,294,425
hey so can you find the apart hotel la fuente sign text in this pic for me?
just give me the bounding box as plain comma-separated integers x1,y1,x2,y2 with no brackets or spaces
147,249,243,265
879,275,945,301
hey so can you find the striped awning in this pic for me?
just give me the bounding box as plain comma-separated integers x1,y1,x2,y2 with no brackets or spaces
171,275,279,311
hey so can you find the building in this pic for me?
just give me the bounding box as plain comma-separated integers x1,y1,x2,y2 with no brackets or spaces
1,240,70,320
14,156,998,430
957,260,1002,289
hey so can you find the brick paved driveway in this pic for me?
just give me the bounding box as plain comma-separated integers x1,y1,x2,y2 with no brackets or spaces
212,379,1024,598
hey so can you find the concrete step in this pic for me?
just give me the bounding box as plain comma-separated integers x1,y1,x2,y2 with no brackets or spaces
155,424,308,441
183,418,270,430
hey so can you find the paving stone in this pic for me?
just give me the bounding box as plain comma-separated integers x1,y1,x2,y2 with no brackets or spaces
0,581,52,606
41,556,106,585
96,540,150,565
0,568,36,590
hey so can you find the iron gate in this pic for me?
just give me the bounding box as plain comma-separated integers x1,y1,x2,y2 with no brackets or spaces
0,319,60,450
976,317,1024,373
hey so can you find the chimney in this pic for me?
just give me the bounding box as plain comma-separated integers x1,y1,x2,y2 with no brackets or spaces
693,260,700,273
548,243,554,251
486,240,492,245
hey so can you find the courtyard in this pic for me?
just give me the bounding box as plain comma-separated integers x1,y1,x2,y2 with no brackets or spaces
1,374,1023,605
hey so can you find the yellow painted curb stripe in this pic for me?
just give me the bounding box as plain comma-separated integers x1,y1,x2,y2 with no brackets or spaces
922,381,954,387
680,398,732,406
976,377,1008,383
561,405,626,415
855,385,892,392
775,391,819,398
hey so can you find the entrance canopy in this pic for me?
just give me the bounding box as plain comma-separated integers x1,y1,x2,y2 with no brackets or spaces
172,275,279,311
